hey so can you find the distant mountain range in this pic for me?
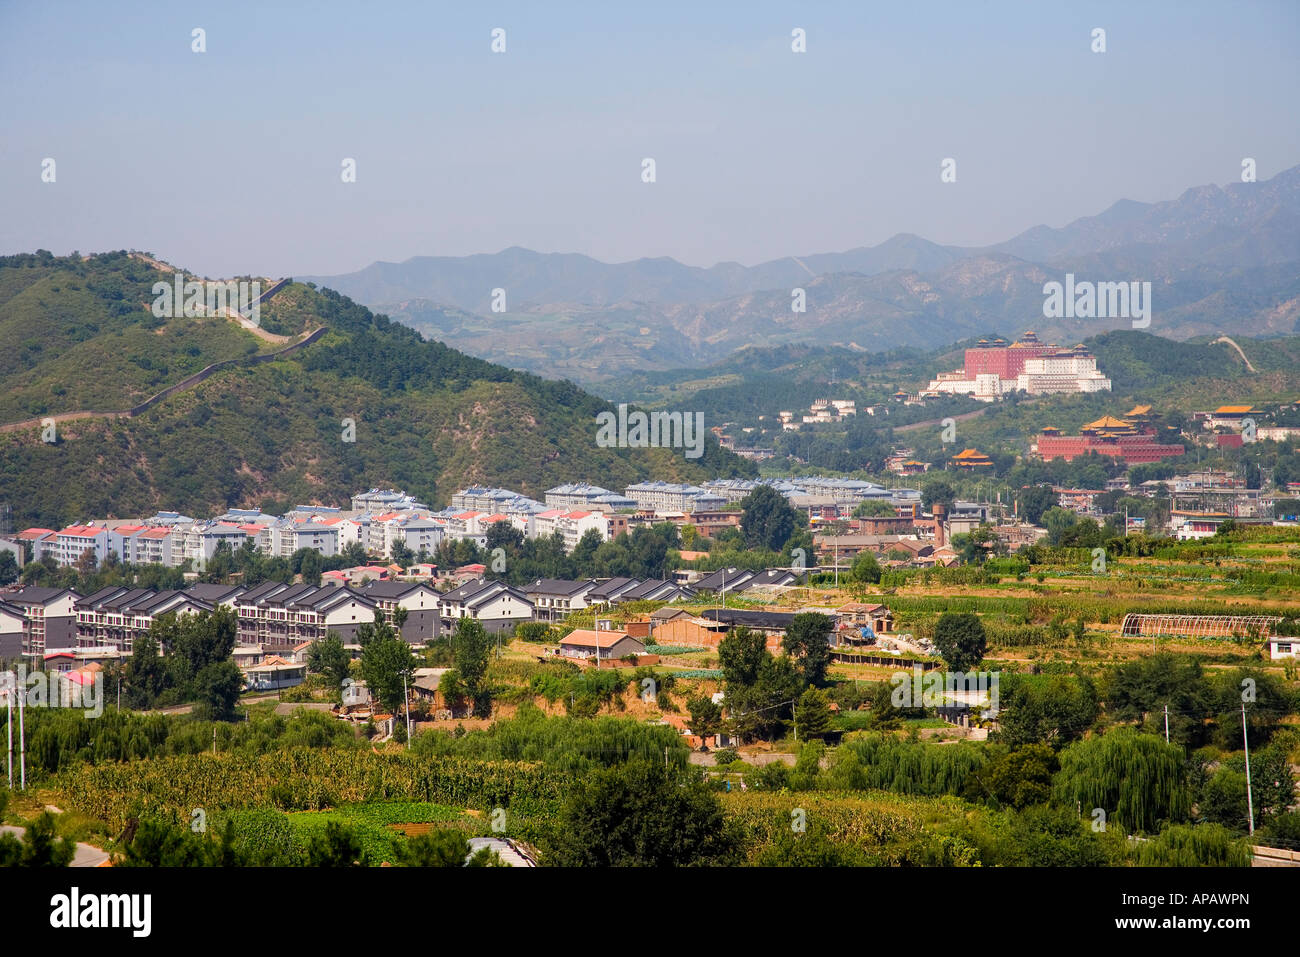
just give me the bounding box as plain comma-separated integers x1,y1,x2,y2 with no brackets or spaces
303,166,1300,383
0,252,751,529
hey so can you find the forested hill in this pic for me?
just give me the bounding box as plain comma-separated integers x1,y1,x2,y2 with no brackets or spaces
0,251,754,528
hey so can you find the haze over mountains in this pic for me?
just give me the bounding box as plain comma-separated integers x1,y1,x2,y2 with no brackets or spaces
303,166,1300,384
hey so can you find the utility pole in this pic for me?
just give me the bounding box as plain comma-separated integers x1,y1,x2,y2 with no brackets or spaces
403,670,412,747
17,681,25,791
1242,703,1255,835
1163,704,1169,744
5,688,11,790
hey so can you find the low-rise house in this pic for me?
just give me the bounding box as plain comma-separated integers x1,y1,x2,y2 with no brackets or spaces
700,608,794,652
693,567,756,593
525,578,598,623
558,626,646,662
649,607,695,629
835,602,894,635
358,580,442,642
76,586,216,653
410,667,448,703
185,583,245,611
615,579,695,604
439,579,533,634
4,586,81,657
235,582,380,646
242,656,308,691
649,615,728,648
585,577,642,607
1268,635,1298,660
733,569,800,592
0,601,25,659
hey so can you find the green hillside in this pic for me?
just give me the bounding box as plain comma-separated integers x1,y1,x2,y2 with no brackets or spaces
0,252,755,528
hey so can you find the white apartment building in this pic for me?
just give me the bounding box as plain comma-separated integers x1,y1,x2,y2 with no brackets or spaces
624,482,726,512
351,488,429,512
270,520,339,560
1015,351,1112,394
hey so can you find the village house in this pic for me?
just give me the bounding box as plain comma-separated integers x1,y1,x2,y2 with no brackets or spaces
524,578,599,623
358,580,442,642
75,585,216,653
558,623,646,662
3,586,80,657
438,579,533,633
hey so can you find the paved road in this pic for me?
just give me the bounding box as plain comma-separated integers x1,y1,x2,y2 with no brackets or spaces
0,824,110,867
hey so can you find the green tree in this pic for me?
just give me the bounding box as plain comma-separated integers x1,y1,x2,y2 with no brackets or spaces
718,626,766,687
1251,745,1296,823
962,744,1058,808
0,551,18,586
115,818,243,867
738,485,801,552
307,634,353,697
307,821,368,867
0,812,76,867
852,499,898,518
1041,506,1078,545
850,551,882,584
727,654,801,743
123,632,168,709
1134,823,1251,867
933,612,987,672
687,694,723,748
1054,730,1191,834
391,829,501,866
1017,484,1058,525
451,617,494,717
794,686,832,740
192,660,245,721
1004,805,1124,866
1104,654,1212,748
359,614,417,716
298,548,323,587
995,673,1098,748
921,479,956,513
782,612,833,687
1199,767,1249,830
543,762,741,866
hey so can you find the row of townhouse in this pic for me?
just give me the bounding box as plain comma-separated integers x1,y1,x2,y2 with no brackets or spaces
624,482,728,513
1,578,448,659
679,566,803,592
543,484,637,511
76,585,220,652
437,579,534,634
0,586,80,658
451,487,548,513
524,577,695,624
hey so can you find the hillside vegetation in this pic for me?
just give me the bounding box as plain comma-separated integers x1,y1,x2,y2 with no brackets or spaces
0,252,754,528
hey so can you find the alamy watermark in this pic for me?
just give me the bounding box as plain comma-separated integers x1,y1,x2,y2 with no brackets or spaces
151,272,261,327
1042,273,1150,328
596,403,704,459
0,666,104,718
890,665,1000,718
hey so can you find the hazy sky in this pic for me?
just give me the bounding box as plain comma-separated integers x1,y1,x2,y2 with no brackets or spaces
2,1,1298,278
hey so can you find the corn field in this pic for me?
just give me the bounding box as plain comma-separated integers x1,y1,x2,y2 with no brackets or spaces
57,749,570,833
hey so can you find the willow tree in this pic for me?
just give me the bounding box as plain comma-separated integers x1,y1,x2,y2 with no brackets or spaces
1053,729,1190,834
